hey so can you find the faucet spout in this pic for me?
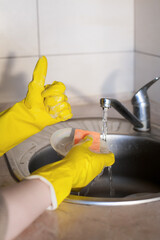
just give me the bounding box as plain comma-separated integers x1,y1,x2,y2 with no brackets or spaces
100,77,160,132
100,98,143,129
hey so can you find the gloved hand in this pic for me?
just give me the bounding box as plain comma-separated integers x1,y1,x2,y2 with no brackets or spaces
28,135,115,209
0,56,72,156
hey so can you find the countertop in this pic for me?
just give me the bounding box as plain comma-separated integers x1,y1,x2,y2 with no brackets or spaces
15,199,160,240
0,100,160,240
1,156,160,240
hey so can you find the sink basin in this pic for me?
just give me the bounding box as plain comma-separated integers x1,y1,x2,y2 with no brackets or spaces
5,117,160,205
29,121,160,205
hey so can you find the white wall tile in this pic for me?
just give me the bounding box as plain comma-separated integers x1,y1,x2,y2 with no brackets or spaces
135,53,160,103
135,0,160,56
0,1,134,104
46,52,134,103
39,0,134,55
0,0,38,57
0,57,38,102
0,53,133,104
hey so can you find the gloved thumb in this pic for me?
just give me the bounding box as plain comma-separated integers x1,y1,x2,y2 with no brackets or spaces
32,56,47,88
25,56,48,108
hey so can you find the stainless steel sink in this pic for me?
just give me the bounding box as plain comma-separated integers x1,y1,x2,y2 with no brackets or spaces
28,119,160,206
5,117,160,205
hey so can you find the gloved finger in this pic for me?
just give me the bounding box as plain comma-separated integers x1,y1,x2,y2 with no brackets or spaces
77,135,94,148
32,56,47,88
58,108,73,120
42,81,66,98
50,107,72,121
97,152,115,167
48,102,70,116
44,94,68,106
43,81,59,91
44,81,59,89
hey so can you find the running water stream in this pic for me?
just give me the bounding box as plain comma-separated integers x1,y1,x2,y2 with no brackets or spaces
101,108,114,197
78,107,114,197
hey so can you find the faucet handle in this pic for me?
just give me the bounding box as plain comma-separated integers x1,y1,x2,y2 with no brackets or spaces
132,76,160,131
132,76,160,104
138,76,160,92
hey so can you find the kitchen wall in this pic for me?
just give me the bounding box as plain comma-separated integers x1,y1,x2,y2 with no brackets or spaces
0,0,134,104
135,0,160,103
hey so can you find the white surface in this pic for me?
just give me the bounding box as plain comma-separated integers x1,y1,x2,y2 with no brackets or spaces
46,52,134,100
134,0,160,103
0,0,38,57
39,0,134,55
50,128,109,156
0,53,134,103
135,0,160,56
0,57,38,102
135,53,160,103
50,128,74,157
0,0,134,103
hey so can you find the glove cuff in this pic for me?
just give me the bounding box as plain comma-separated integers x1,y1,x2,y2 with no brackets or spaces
25,175,57,210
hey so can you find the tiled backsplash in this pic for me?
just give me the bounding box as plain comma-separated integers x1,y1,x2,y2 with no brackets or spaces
1,1,160,105
135,0,160,56
46,53,134,104
135,53,160,103
0,0,38,57
38,0,133,55
135,0,160,103
0,0,134,104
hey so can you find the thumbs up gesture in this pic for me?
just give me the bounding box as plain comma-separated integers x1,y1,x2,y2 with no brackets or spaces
25,56,72,126
0,56,72,156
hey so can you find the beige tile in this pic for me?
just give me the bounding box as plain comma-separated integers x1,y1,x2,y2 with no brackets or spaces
0,0,38,57
39,0,134,55
135,0,160,56
0,53,134,104
45,52,134,102
0,57,38,102
135,53,160,103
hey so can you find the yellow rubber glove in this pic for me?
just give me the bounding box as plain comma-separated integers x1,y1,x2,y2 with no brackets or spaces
28,135,115,209
0,56,72,156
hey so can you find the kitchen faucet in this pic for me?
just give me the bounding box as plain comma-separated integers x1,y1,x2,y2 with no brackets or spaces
100,77,160,132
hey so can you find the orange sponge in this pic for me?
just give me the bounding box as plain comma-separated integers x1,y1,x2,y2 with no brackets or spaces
74,129,100,152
